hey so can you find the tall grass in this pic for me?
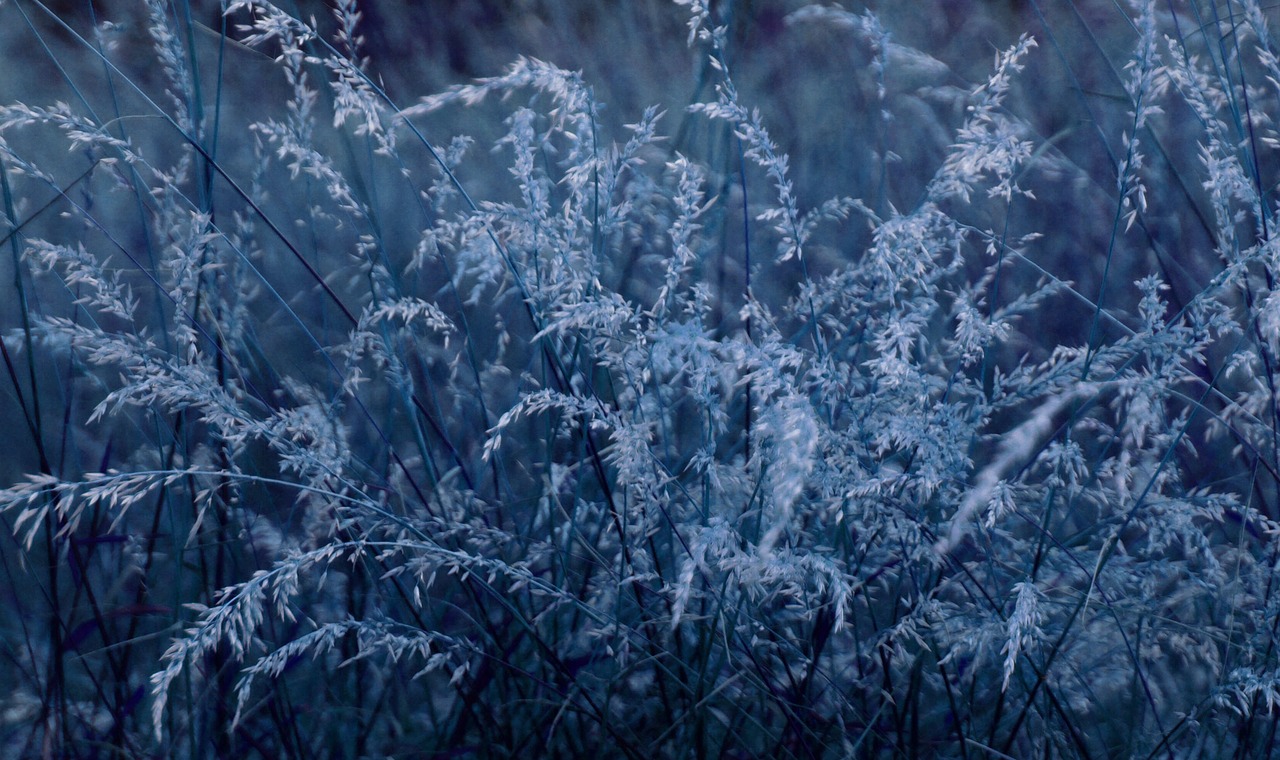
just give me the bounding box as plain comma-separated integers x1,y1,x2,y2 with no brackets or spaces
4,0,1280,756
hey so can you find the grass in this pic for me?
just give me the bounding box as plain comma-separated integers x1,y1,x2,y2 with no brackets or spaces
3,0,1280,757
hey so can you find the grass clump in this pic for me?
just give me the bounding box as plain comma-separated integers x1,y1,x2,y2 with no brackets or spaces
4,0,1280,757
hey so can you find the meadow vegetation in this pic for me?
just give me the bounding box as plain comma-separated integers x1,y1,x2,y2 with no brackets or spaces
2,0,1280,756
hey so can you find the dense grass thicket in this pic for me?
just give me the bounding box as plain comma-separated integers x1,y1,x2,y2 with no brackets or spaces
6,0,1280,756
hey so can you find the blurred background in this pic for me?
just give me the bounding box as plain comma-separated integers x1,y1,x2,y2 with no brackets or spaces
0,0,1228,477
